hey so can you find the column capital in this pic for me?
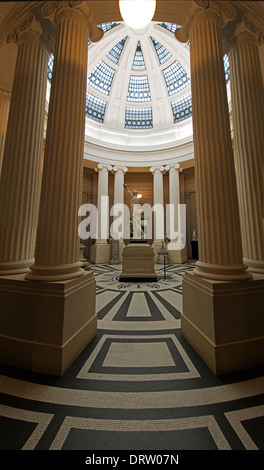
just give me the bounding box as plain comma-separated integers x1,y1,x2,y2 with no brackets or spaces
6,12,43,45
0,88,11,104
235,15,263,46
97,163,112,172
113,165,128,174
225,14,263,55
150,166,165,174
175,0,236,43
41,1,104,43
165,164,182,173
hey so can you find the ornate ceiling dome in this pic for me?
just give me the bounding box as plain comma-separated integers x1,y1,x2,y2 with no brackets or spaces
86,22,192,130
47,20,230,165
47,21,194,149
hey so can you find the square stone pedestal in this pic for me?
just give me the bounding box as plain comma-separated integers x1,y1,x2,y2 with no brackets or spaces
0,271,97,376
119,242,157,281
168,243,188,264
182,271,264,375
90,242,110,264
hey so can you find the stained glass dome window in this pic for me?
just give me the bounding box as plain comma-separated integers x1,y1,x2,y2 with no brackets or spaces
162,61,190,96
87,60,115,95
107,37,127,64
151,37,171,64
86,93,106,123
125,107,153,129
127,75,151,102
132,42,146,70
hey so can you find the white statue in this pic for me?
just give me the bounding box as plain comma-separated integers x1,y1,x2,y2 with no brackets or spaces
123,183,144,238
123,184,141,212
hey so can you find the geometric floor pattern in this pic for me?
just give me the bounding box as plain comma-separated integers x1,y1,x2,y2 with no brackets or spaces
0,261,264,454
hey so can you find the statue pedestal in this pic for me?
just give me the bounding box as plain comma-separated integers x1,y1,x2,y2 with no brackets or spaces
119,242,157,281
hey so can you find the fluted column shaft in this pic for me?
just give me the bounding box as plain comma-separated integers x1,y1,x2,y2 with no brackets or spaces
26,6,90,281
113,166,127,240
96,164,112,244
165,164,181,243
228,18,264,273
0,88,11,174
113,166,127,207
188,6,251,281
0,18,49,275
150,166,164,242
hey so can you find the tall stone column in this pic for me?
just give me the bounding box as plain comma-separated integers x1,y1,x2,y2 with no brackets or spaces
0,2,104,376
150,166,165,258
90,163,112,263
165,164,187,263
0,14,50,275
179,3,250,282
175,1,264,375
227,15,264,274
112,166,128,258
0,88,11,174
26,3,95,281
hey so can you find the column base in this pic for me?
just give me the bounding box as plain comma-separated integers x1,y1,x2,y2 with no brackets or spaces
25,262,84,282
194,260,252,281
0,259,34,276
90,242,110,264
244,257,264,274
0,271,97,376
182,271,264,375
168,242,188,264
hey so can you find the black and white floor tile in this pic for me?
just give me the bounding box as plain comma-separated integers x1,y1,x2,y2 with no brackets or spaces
0,261,264,455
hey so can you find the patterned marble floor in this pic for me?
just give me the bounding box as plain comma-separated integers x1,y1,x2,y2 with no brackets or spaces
0,261,264,456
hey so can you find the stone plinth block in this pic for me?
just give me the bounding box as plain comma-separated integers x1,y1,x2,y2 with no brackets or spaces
0,271,97,376
90,243,110,264
182,271,264,375
119,243,157,281
168,243,188,264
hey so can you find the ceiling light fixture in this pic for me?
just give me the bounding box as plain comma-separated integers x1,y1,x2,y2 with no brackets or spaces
119,0,156,31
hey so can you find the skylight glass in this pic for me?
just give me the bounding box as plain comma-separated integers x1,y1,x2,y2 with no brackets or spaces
171,93,192,123
47,53,54,82
223,54,230,83
132,42,146,70
158,23,181,33
127,75,151,102
88,60,115,95
107,37,127,64
86,93,106,123
97,22,120,33
125,107,153,129
163,61,190,95
151,37,171,64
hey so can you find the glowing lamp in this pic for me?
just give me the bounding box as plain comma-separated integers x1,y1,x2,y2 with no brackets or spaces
119,0,156,31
